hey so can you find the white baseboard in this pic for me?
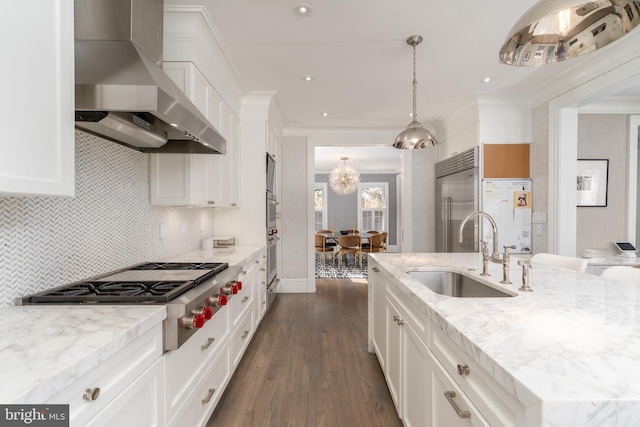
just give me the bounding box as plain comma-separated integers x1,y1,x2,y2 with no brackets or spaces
277,278,315,293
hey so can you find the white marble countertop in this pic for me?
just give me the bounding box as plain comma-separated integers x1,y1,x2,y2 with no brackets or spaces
0,305,166,403
370,252,640,426
0,244,265,405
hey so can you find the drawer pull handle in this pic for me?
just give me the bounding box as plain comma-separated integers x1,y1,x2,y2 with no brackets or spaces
372,267,380,272
83,387,100,402
457,364,470,376
444,391,471,419
242,296,249,303
202,388,216,404
241,330,249,339
201,337,215,351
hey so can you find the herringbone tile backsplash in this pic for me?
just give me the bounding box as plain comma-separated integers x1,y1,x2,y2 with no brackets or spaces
0,131,216,306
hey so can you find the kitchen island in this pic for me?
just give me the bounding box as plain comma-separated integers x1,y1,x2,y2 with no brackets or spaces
369,252,640,427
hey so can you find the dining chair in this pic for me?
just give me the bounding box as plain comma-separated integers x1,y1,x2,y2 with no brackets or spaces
530,253,588,273
366,230,380,234
316,230,337,248
315,234,335,266
337,235,362,268
362,233,385,255
380,232,388,252
601,266,640,284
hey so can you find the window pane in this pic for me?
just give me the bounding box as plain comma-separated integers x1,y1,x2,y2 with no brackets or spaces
362,211,372,231
315,211,323,230
374,211,384,231
362,187,383,209
315,188,324,208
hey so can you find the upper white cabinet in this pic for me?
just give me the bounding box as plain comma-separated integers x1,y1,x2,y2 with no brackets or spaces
266,121,279,159
0,0,75,196
150,62,240,207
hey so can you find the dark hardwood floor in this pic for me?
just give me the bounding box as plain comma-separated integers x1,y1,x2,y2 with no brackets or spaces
206,278,402,427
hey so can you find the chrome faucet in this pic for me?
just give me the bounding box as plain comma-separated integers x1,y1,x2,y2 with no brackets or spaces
458,211,501,263
517,260,533,292
500,245,516,284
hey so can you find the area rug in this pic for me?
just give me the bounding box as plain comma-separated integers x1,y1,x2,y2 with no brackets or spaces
315,254,368,279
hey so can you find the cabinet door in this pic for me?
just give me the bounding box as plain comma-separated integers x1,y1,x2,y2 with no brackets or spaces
149,154,207,206
385,299,401,411
402,323,430,427
85,358,164,427
370,265,387,370
0,0,74,196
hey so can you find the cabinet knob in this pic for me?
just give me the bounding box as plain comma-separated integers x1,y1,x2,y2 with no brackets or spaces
83,387,100,401
372,267,380,272
457,364,470,376
207,201,216,205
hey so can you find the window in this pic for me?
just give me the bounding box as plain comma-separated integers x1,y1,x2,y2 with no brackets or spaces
358,183,388,232
314,183,328,231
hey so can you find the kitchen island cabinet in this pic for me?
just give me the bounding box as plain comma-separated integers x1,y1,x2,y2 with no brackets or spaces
0,0,75,197
369,253,640,427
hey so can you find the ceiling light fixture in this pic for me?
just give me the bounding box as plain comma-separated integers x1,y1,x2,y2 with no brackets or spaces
329,157,360,195
294,4,312,16
322,112,329,117
499,0,640,66
393,35,438,150
304,76,313,82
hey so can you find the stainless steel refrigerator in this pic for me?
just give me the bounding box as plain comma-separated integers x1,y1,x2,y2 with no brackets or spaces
435,148,479,253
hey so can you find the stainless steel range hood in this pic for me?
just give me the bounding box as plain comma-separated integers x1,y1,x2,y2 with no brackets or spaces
74,0,226,154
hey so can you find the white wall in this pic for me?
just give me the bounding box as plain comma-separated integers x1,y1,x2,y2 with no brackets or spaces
0,132,217,307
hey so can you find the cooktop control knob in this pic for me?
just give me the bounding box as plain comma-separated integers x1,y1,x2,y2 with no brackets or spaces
201,306,213,320
207,294,227,307
181,313,205,329
220,283,235,295
236,281,243,291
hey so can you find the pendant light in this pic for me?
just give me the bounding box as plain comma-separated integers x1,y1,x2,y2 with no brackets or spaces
499,0,640,66
329,157,360,195
393,35,438,149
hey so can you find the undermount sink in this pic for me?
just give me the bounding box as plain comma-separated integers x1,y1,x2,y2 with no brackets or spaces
406,271,515,298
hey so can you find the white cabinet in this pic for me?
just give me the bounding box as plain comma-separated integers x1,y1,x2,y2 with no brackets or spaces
150,62,240,207
266,120,279,159
370,263,387,371
0,0,75,196
385,286,430,427
46,326,164,427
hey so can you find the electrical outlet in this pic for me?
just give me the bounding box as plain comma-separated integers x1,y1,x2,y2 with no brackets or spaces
199,219,205,233
536,224,543,236
160,223,167,239
182,222,188,235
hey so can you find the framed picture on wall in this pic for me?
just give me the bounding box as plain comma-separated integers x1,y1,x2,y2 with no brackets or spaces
577,159,609,207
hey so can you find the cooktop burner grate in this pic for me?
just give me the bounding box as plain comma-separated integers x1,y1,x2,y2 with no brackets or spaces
28,281,198,304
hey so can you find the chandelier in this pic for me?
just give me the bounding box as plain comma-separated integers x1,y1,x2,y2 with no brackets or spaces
329,157,360,195
393,35,438,149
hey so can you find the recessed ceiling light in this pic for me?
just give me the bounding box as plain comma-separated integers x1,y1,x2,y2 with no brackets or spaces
303,76,313,82
294,4,312,16
321,112,328,117
483,77,492,83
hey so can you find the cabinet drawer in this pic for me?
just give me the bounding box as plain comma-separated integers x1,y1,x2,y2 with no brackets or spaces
164,308,230,419
231,310,254,368
229,282,254,326
431,326,525,427
430,353,490,427
167,345,231,427
46,326,163,427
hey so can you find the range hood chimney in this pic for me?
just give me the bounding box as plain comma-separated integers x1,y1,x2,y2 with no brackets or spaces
74,0,226,154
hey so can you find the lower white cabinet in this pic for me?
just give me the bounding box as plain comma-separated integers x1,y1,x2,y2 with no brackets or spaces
369,263,524,427
86,358,165,427
46,326,164,427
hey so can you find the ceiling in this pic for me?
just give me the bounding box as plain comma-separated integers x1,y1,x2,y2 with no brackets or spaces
166,0,640,171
